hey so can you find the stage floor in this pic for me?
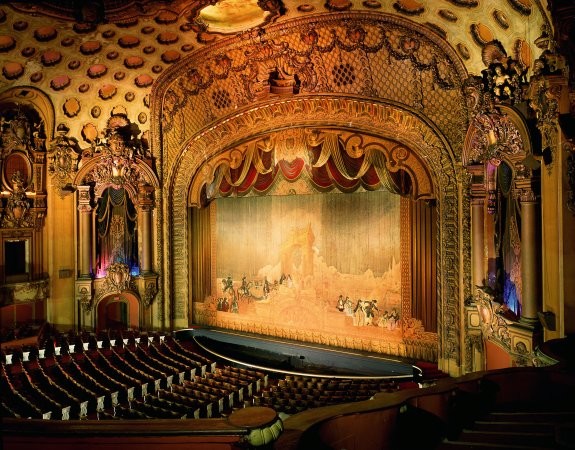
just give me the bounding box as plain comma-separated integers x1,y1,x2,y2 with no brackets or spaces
176,327,417,380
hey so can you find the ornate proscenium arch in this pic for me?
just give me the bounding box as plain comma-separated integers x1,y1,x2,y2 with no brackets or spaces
166,96,461,368
152,10,470,371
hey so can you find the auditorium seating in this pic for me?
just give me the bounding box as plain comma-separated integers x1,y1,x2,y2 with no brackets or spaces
253,374,406,415
1,328,419,424
1,329,276,422
3,328,574,450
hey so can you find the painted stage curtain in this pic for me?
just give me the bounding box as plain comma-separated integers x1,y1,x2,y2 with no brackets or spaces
214,190,400,290
410,199,437,332
95,187,138,276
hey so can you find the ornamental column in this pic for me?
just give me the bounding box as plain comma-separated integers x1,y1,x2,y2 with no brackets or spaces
138,184,155,274
77,185,92,278
517,184,539,324
468,164,487,291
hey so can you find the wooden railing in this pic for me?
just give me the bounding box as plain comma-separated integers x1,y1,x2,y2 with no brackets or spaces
274,364,575,449
2,405,282,450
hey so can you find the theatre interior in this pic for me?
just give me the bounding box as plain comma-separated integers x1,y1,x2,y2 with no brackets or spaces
1,0,575,448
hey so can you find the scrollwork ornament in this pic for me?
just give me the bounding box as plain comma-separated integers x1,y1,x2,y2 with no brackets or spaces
475,287,512,350
143,282,158,308
1,171,33,228
47,125,80,192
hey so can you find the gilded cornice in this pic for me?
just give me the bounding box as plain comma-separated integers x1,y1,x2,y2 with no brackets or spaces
151,11,469,185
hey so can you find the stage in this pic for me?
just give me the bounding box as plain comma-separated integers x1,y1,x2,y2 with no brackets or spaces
176,327,419,380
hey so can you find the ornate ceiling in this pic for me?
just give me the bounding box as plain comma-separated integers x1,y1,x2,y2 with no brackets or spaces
0,0,553,149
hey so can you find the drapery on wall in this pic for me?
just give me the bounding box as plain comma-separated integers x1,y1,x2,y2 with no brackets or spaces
95,187,138,277
190,202,213,307
497,162,522,317
410,199,437,332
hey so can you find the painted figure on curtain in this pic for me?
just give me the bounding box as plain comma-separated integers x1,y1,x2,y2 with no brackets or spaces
207,190,402,344
95,187,138,277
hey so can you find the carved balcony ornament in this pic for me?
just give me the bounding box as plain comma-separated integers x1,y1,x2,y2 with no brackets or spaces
47,123,79,191
475,286,512,350
142,282,157,308
1,170,33,228
481,45,528,105
104,262,132,294
85,114,147,189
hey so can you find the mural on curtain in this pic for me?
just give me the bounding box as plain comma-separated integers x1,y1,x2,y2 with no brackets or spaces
205,190,403,343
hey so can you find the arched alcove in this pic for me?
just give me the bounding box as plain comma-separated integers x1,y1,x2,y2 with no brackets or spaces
96,292,140,332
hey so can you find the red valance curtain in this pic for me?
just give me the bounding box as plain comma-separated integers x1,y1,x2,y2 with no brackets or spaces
211,138,410,198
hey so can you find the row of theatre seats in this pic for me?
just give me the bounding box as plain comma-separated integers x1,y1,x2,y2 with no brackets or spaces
1,331,269,421
254,374,415,415
1,329,419,423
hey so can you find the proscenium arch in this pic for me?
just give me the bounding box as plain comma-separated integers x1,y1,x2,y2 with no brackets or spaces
166,96,463,370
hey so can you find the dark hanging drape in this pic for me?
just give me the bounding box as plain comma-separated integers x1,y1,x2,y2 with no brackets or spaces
497,162,522,316
190,200,213,303
410,199,437,332
96,187,138,274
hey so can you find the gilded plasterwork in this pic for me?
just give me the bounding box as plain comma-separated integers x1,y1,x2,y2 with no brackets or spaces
165,96,461,362
153,12,468,185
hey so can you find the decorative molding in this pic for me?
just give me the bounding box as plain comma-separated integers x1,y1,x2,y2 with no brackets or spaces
0,278,49,306
47,124,80,193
